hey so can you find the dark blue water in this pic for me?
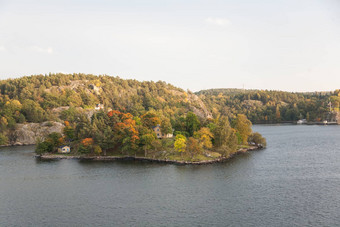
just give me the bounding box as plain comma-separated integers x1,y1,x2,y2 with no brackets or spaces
1,125,340,226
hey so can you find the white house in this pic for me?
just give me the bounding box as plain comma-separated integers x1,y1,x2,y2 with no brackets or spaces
297,119,307,124
95,104,104,110
58,146,71,153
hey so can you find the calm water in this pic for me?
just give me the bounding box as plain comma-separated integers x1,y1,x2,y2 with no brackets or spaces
1,125,340,226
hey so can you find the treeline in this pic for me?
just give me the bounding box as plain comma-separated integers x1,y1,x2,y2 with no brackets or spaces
197,89,340,123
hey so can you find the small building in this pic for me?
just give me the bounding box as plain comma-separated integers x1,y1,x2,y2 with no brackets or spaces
297,119,307,124
58,146,71,153
95,104,104,110
152,124,173,139
162,133,174,138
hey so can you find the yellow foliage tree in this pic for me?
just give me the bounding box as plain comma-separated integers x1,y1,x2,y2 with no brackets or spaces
235,114,252,144
194,127,213,150
174,134,187,155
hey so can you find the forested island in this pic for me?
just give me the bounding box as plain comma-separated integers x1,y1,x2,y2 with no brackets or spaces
0,73,338,163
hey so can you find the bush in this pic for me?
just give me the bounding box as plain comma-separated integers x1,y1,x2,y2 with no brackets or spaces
248,132,267,147
35,141,53,154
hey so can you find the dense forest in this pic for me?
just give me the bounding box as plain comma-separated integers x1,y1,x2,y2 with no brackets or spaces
197,88,340,123
0,73,266,161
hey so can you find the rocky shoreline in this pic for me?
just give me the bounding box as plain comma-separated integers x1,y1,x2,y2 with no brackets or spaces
35,146,263,165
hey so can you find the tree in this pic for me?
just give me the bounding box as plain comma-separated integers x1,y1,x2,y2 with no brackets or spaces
194,127,213,150
93,145,102,155
186,137,202,158
141,111,161,128
151,139,162,153
4,100,22,113
46,132,63,151
0,117,8,130
22,99,45,122
235,114,252,144
248,132,267,147
63,125,76,141
95,126,115,155
160,117,172,134
174,134,187,156
140,133,156,157
275,105,281,122
60,107,81,122
213,116,238,157
185,112,200,136
75,114,92,139
35,140,53,154
0,133,8,145
82,138,94,147
213,116,232,147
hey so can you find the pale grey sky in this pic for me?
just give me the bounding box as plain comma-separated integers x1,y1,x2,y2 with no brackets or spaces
0,0,339,92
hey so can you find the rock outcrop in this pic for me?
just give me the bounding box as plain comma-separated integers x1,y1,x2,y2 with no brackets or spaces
10,121,64,146
188,93,213,119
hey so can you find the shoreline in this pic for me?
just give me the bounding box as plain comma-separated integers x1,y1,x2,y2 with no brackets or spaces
35,146,263,165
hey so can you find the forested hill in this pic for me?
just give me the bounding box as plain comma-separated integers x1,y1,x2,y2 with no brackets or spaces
0,73,212,119
0,73,212,133
196,88,340,123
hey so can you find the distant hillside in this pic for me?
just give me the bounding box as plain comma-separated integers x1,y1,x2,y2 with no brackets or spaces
196,88,340,123
0,73,211,121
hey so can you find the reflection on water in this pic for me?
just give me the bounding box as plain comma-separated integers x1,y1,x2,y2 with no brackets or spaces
1,126,340,226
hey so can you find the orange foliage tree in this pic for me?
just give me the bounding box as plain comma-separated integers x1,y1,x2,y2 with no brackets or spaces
107,110,139,153
82,138,94,147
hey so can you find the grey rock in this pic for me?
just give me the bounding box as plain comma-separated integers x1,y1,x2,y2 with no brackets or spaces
11,121,64,145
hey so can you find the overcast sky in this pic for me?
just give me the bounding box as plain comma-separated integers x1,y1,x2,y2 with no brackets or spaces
0,0,339,92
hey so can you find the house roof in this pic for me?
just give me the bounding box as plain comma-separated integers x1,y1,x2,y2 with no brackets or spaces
59,145,70,148
152,124,161,129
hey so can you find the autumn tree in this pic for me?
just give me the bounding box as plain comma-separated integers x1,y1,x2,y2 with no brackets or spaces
213,116,238,157
79,138,94,153
160,117,173,135
248,132,267,147
275,105,281,122
81,138,94,147
235,114,252,144
108,110,140,154
194,127,213,150
0,133,8,145
174,134,187,156
186,137,202,158
93,145,102,155
141,111,161,128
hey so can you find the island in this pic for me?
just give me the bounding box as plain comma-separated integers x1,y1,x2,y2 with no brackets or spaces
0,74,271,164
34,108,266,164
